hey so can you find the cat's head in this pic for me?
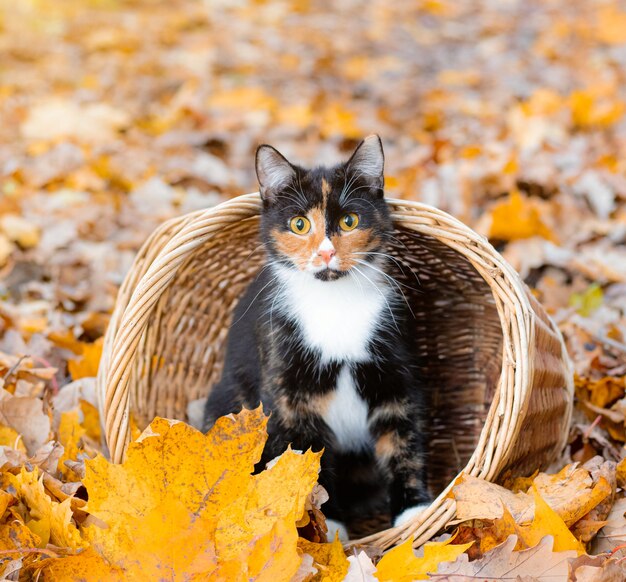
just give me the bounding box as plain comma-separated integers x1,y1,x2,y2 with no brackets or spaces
255,135,393,282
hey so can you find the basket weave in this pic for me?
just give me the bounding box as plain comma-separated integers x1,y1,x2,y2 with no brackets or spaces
97,193,573,549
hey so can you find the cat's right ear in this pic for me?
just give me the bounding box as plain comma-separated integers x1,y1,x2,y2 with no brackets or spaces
255,145,296,202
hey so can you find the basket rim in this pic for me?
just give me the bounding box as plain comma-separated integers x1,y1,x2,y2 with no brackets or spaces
97,192,574,549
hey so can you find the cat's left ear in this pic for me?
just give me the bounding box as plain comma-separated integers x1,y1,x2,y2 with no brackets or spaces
346,134,384,193
255,144,297,203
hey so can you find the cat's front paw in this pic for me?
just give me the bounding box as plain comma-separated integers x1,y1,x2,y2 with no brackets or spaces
325,518,349,542
393,503,431,527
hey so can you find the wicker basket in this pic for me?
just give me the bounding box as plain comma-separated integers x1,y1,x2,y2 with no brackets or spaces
96,193,573,549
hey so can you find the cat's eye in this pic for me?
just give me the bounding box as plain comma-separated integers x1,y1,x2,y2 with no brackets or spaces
339,213,359,231
289,216,311,234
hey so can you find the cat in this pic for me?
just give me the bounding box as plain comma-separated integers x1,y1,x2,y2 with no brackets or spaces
203,135,431,537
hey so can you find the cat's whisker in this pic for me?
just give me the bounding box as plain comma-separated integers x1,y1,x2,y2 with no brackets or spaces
243,241,270,264
386,234,412,254
340,184,375,204
268,267,297,334
348,265,366,300
345,196,379,212
352,251,421,291
352,265,400,333
283,185,308,209
339,170,366,205
339,168,366,205
353,259,416,320
270,193,306,213
230,271,279,328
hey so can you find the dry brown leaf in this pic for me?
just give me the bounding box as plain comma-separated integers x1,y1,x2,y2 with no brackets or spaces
568,553,626,582
453,460,613,532
592,497,626,555
435,535,577,580
0,391,50,455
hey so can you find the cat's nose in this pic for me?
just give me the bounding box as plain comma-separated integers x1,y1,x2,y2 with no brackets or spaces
318,248,336,265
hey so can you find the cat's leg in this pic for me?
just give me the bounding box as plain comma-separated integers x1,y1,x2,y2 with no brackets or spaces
370,408,432,527
261,412,349,538
202,377,244,431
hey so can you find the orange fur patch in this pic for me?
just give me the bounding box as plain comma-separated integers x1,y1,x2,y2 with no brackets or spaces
375,432,400,460
321,178,331,201
271,207,326,270
272,207,380,273
331,228,380,270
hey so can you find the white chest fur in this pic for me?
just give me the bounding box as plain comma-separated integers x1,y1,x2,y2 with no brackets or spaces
273,265,391,363
323,365,372,451
272,265,390,452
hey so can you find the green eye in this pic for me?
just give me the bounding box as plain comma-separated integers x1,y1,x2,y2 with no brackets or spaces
340,213,359,231
290,216,311,234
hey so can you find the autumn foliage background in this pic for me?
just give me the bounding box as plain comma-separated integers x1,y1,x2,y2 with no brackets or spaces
1,0,626,580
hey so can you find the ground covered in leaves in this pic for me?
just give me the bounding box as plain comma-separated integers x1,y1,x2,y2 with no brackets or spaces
1,0,626,580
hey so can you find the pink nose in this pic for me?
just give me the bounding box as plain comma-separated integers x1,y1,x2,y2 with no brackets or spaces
318,249,336,265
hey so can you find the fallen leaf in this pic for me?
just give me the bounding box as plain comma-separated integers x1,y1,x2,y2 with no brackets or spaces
299,536,349,582
568,553,626,582
67,340,103,381
0,392,50,455
570,284,604,317
518,488,585,554
56,411,87,479
40,408,321,580
453,461,612,530
375,536,473,581
79,399,101,443
21,99,130,142
344,550,377,582
435,535,577,580
0,424,26,452
0,215,40,249
11,467,85,550
593,497,626,555
488,190,556,242
34,547,125,582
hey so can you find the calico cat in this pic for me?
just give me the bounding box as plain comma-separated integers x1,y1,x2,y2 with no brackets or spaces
203,135,431,536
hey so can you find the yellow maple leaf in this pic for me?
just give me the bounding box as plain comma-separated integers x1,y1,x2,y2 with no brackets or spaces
518,488,585,554
57,410,87,480
67,339,103,380
0,490,13,520
35,547,125,582
489,190,556,242
375,536,473,581
39,408,321,580
478,505,521,554
11,467,86,550
0,510,41,551
298,536,349,582
80,399,102,442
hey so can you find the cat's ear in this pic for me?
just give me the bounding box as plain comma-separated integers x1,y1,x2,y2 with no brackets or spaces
255,145,296,202
346,134,384,192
